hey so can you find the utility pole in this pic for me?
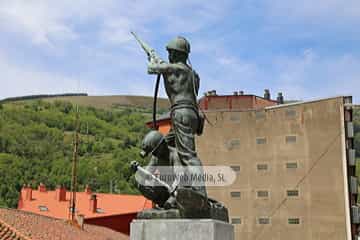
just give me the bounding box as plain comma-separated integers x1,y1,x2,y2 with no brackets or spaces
69,105,80,223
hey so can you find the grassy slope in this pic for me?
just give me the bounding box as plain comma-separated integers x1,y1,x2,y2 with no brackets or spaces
45,95,170,111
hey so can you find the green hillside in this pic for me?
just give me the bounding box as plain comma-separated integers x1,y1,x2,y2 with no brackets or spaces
0,99,153,208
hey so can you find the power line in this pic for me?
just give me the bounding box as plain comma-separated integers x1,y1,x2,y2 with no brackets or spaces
254,131,342,240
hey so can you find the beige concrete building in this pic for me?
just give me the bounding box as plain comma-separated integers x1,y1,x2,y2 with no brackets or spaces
149,91,357,239
196,95,357,240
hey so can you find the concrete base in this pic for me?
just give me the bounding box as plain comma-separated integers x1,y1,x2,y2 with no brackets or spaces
130,219,234,240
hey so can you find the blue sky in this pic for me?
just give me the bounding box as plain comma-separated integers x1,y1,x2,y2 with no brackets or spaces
1,0,360,102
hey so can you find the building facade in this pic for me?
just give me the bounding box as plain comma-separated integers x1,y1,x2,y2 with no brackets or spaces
196,96,357,240
150,92,358,240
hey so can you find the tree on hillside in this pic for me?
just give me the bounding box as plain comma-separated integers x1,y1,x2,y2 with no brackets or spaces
354,108,360,157
0,100,150,208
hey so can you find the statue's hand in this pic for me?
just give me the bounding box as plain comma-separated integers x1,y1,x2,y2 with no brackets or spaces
147,61,158,74
149,50,164,64
147,56,169,74
130,161,139,173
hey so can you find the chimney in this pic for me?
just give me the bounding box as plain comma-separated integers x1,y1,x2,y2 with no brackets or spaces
239,91,244,95
24,185,32,201
89,194,97,213
264,89,271,100
55,185,67,201
277,92,284,104
38,183,46,192
85,185,92,195
205,90,217,96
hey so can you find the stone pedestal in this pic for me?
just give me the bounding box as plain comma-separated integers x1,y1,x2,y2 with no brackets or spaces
130,219,234,240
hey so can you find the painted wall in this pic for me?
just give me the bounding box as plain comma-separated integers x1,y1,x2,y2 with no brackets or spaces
85,213,137,235
196,97,351,239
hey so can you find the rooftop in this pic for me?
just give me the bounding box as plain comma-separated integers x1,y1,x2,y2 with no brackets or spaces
0,208,129,240
18,185,152,220
146,90,280,126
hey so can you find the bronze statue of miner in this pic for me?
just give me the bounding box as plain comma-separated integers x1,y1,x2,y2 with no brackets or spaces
147,36,206,196
130,33,231,220
131,32,206,197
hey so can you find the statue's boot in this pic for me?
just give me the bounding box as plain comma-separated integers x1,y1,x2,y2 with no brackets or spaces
175,187,211,219
164,196,177,209
138,184,170,207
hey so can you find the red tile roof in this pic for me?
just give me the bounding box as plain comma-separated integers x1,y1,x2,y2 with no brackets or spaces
18,187,152,220
0,217,31,240
0,208,129,240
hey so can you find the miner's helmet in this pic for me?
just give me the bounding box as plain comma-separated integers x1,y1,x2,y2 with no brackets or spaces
140,130,165,158
166,36,190,54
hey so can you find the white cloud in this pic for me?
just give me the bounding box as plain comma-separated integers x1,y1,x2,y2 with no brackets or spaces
192,43,360,102
265,0,360,25
0,44,165,99
99,17,134,45
0,52,100,99
0,0,232,47
271,49,360,101
0,1,77,46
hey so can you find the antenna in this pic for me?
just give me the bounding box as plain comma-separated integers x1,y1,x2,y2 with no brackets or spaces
69,104,80,223
67,78,84,226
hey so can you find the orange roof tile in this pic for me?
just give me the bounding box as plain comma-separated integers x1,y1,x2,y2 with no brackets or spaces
0,219,31,240
0,208,129,240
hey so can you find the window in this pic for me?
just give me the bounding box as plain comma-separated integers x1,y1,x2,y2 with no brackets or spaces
286,162,298,169
257,190,269,198
231,218,242,224
256,138,266,144
226,139,240,150
286,136,297,143
69,207,77,213
287,190,299,197
96,208,105,213
286,109,296,118
230,191,241,198
347,122,354,138
255,111,265,119
257,164,268,171
258,217,270,224
230,113,240,122
230,166,240,173
288,218,300,225
38,205,48,212
349,149,356,166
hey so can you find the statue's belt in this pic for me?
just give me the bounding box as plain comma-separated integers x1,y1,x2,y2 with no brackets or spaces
170,102,199,116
